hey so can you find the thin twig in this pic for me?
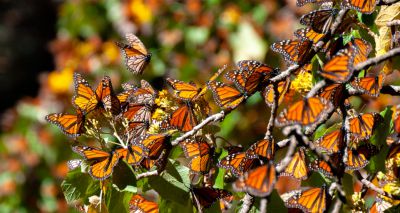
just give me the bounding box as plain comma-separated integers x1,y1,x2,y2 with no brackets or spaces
379,0,400,5
354,171,393,198
354,47,400,72
270,65,299,83
306,80,326,98
136,170,159,179
239,194,254,213
276,136,298,173
277,138,291,148
170,111,226,146
260,198,268,213
387,20,400,27
331,199,342,213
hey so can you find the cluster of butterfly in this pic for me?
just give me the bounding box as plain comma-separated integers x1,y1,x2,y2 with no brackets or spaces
45,0,399,211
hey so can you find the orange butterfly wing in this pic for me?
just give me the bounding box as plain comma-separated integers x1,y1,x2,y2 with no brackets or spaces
72,146,120,180
314,129,345,154
72,73,98,114
283,186,327,213
320,46,357,83
207,81,245,110
217,152,257,177
263,78,291,108
129,194,159,213
117,33,151,75
276,97,333,127
234,162,276,197
346,112,381,140
94,76,121,115
350,74,384,97
343,0,378,14
279,148,308,180
166,78,200,101
169,104,197,132
139,134,170,159
246,138,275,160
181,138,212,173
45,110,85,137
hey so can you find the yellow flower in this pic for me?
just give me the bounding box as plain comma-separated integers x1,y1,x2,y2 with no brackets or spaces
383,181,400,196
155,89,175,109
102,41,120,64
130,0,152,24
47,68,74,94
221,5,240,25
148,122,160,134
152,108,167,121
291,71,313,94
351,192,366,212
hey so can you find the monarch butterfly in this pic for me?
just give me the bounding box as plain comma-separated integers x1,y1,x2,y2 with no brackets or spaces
190,187,232,209
72,146,120,180
140,147,170,170
129,194,159,213
128,80,157,106
314,128,345,155
300,9,339,34
349,38,372,66
263,77,291,108
346,112,382,140
279,148,308,180
225,60,276,95
276,97,333,127
72,74,121,115
45,109,85,137
342,0,378,14
117,82,137,106
168,103,197,132
319,45,357,83
246,138,275,160
296,0,332,7
294,28,326,45
166,78,202,101
344,144,378,170
217,152,257,177
234,162,276,197
282,186,327,213
135,134,171,159
207,81,245,110
123,103,152,123
127,120,149,138
350,74,385,97
318,83,345,107
116,33,151,75
116,143,147,166
180,137,213,173
271,39,313,65
308,159,334,178
67,159,82,171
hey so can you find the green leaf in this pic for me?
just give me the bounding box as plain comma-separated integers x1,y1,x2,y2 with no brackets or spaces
214,149,228,189
112,161,137,193
267,190,287,213
61,169,100,204
169,146,183,160
366,107,393,173
106,187,132,213
148,160,190,205
158,196,193,213
342,173,354,201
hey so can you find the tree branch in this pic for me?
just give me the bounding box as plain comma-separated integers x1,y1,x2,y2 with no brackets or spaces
136,170,159,179
170,111,226,146
239,194,254,213
387,20,400,27
353,47,400,72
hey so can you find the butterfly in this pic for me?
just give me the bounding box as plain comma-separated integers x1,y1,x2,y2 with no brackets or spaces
342,0,378,14
67,159,82,171
190,187,232,209
225,60,276,95
271,39,313,65
319,45,357,83
129,194,159,213
308,159,334,179
300,9,339,34
346,112,382,140
127,120,150,138
72,146,121,180
128,80,157,106
263,77,291,108
180,137,213,173
282,186,327,213
344,144,378,170
276,97,333,127
294,28,326,45
140,148,170,170
234,162,276,197
207,81,245,110
246,138,275,160
116,143,147,166
72,74,121,115
166,78,202,101
135,134,171,159
348,38,372,66
45,109,85,137
314,128,345,155
123,103,153,123
296,0,332,7
116,33,151,75
318,83,345,107
217,152,258,177
279,148,308,180
117,82,137,106
350,73,385,97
